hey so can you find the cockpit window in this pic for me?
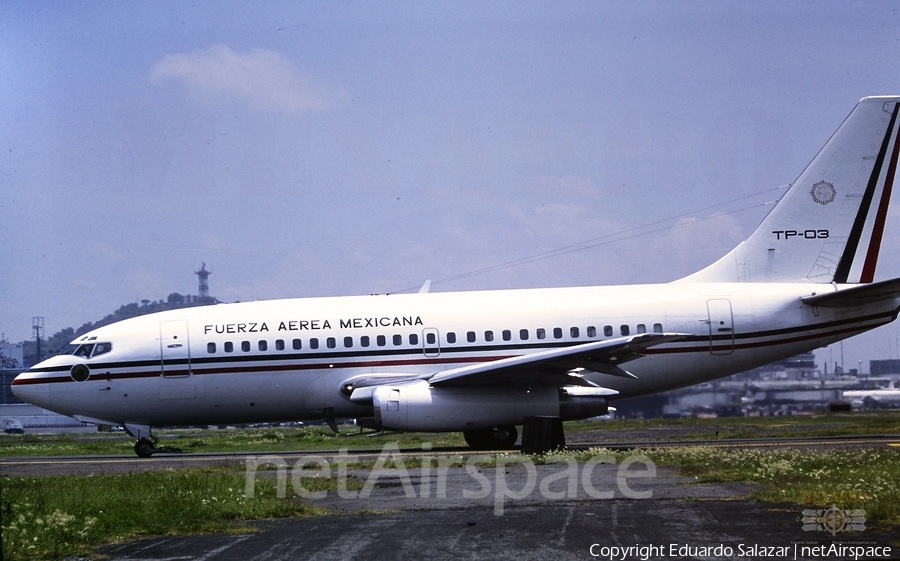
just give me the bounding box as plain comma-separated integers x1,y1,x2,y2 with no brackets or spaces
58,342,112,358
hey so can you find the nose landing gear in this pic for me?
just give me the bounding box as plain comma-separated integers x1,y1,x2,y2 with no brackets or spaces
125,423,182,458
134,438,157,458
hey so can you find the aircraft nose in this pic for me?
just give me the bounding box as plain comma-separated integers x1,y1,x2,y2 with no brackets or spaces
11,371,51,406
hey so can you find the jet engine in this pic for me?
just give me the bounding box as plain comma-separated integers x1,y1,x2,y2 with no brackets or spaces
369,380,612,432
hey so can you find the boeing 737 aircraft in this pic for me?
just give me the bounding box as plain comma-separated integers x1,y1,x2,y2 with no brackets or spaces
13,96,900,457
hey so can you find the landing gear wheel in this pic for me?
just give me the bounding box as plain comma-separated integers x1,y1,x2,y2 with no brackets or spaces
134,438,157,458
463,426,519,450
492,425,518,448
463,429,489,449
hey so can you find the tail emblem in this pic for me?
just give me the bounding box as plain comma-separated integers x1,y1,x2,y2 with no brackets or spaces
810,181,836,205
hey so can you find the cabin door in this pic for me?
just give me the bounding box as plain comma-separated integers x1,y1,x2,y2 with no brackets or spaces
706,299,734,355
160,320,191,377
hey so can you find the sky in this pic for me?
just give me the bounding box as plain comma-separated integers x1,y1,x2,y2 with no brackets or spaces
2,1,900,373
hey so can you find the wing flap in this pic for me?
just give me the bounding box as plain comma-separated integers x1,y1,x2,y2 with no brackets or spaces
801,277,900,307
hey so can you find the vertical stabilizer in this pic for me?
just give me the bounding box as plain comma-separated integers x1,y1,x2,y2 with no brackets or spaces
681,96,900,284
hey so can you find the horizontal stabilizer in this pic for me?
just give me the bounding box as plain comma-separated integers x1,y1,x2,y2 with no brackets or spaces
801,277,900,307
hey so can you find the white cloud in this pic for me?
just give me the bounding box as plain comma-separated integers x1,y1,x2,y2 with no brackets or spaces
150,45,344,113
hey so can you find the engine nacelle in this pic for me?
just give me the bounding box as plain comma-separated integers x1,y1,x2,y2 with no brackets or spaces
370,381,611,432
558,385,616,419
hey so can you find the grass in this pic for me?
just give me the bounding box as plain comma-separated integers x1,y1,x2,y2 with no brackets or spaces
1,411,898,457
0,466,351,561
535,444,900,528
650,446,900,526
565,410,900,441
0,426,466,457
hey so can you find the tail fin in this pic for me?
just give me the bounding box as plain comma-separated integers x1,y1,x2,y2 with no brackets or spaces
681,96,900,284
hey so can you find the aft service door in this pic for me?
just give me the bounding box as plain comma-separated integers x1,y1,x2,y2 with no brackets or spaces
706,299,734,355
160,320,191,377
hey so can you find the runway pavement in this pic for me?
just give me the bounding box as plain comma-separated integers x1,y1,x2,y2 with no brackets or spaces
95,500,900,561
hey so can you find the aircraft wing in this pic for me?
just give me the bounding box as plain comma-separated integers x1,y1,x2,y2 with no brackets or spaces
427,333,685,387
801,277,900,307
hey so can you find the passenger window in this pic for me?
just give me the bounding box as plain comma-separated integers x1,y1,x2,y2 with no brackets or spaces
241,341,250,352
327,337,336,349
502,330,511,341
620,325,630,336
447,332,457,344
587,326,596,338
258,340,268,351
344,336,353,348
361,336,370,347
519,329,528,340
377,335,386,347
207,342,216,354
467,331,476,343
653,323,663,333
485,331,494,342
409,334,419,345
276,339,285,351
310,338,319,349
224,342,234,353
93,342,112,357
292,338,302,350
637,324,646,334
536,328,546,340
426,332,436,345
570,327,580,338
604,325,613,337
393,334,402,346
553,327,563,339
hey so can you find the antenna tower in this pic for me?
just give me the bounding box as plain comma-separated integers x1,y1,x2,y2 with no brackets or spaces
32,316,44,363
195,263,211,300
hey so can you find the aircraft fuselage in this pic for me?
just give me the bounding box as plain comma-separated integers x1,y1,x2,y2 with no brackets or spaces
13,281,897,428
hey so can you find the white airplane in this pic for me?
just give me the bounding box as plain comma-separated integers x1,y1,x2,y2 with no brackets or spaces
13,96,900,457
844,382,900,408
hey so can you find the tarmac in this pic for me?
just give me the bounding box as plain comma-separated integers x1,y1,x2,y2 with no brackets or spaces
88,454,900,561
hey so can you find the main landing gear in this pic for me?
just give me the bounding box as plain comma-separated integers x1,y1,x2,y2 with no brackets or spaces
463,425,519,450
463,417,567,454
